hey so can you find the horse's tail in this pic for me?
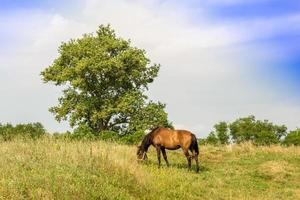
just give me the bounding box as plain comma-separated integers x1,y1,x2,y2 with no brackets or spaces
191,134,199,155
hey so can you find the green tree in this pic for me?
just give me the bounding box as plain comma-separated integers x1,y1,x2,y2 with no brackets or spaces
206,132,219,145
284,129,300,146
128,102,172,133
14,122,46,139
229,115,256,143
253,120,287,145
41,25,170,134
214,121,229,144
0,123,14,141
0,122,46,140
229,115,287,145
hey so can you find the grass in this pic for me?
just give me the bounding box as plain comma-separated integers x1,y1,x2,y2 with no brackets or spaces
0,139,299,200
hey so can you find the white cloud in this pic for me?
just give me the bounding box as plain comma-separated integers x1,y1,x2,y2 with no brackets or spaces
0,0,299,136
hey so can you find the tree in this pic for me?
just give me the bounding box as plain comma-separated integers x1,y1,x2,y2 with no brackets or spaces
206,132,219,145
229,115,287,145
229,115,256,143
0,122,46,140
214,121,229,144
283,129,300,146
253,120,287,145
127,102,172,133
41,25,170,134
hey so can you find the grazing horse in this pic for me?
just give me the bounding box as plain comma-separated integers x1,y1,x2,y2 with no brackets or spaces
137,127,200,172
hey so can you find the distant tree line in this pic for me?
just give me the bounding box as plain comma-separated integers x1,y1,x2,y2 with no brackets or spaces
200,115,300,146
1,116,299,146
0,122,46,141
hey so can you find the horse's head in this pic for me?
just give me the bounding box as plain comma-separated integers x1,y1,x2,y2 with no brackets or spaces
137,145,148,161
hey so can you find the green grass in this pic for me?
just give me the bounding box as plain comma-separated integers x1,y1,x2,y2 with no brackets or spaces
0,139,299,200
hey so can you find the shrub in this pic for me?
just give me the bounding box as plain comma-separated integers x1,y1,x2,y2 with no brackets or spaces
71,124,97,140
0,122,46,140
205,132,219,145
98,131,119,142
119,130,145,145
283,129,300,146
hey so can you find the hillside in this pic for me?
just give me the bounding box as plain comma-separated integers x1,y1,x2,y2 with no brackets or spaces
0,139,299,200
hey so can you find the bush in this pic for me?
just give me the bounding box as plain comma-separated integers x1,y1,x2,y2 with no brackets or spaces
98,131,119,142
205,132,219,145
70,124,97,140
52,131,72,140
230,116,286,145
50,128,136,144
0,122,46,140
119,130,145,145
283,129,300,146
64,124,147,144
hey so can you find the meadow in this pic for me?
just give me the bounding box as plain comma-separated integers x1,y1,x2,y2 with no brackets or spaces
0,138,299,200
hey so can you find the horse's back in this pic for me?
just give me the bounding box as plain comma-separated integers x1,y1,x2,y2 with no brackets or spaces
152,128,194,149
176,130,194,148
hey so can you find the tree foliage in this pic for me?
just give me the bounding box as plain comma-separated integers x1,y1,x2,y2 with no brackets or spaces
214,121,230,144
41,25,171,134
0,122,46,140
229,116,287,145
205,132,219,145
203,116,288,146
284,129,300,146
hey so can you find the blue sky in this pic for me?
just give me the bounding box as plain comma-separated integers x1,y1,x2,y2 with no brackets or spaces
0,0,69,10
2,0,298,91
0,0,299,135
204,1,300,18
179,0,300,94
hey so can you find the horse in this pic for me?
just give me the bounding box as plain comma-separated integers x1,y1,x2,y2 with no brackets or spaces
137,127,200,172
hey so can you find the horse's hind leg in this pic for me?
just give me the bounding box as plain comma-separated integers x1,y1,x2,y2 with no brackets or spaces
183,149,192,170
161,147,169,167
195,155,199,173
155,145,161,168
193,150,200,173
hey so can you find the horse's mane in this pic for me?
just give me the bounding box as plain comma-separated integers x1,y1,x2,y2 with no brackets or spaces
140,127,160,152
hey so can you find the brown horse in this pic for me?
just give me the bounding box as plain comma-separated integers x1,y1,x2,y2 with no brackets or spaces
137,127,200,172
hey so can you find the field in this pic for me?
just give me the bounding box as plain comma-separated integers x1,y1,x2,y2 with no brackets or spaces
0,138,299,200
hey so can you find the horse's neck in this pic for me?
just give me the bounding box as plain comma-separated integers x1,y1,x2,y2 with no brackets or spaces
141,133,153,152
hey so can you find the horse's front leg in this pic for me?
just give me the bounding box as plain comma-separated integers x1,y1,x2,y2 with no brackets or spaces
155,145,161,168
161,147,169,167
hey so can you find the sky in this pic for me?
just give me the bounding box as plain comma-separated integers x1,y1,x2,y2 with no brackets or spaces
0,0,299,137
